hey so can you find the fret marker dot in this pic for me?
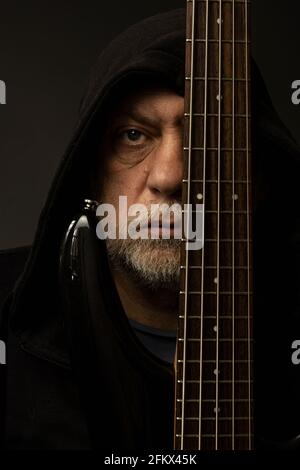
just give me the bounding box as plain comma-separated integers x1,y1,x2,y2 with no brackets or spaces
213,325,218,332
217,18,223,25
214,277,218,284
196,193,203,200
214,407,220,413
216,94,223,101
214,369,219,375
233,194,239,200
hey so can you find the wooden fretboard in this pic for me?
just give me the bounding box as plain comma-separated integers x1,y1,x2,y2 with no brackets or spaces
174,0,253,450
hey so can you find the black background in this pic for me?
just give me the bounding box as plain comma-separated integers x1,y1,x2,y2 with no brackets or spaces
0,0,299,249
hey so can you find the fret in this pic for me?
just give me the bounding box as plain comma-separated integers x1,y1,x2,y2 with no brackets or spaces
180,265,250,269
175,434,252,438
178,315,250,319
181,240,252,244
181,240,252,246
186,39,250,44
192,241,250,246
176,417,252,421
180,291,252,295
187,0,251,3
184,113,248,117
178,338,252,342
185,76,250,81
200,239,252,242
177,359,252,363
177,380,253,384
183,147,249,151
181,239,251,242
182,180,249,183
188,0,251,2
177,399,251,403
181,210,249,214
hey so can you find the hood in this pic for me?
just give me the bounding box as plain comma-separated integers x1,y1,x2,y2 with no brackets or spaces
9,9,185,354
8,8,300,364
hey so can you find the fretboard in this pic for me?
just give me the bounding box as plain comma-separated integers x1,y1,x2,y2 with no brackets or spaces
175,0,253,450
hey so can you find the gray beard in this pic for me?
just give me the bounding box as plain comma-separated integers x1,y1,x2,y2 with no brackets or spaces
106,238,181,291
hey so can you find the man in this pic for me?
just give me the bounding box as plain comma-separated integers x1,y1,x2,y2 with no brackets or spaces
1,9,300,450
95,80,183,331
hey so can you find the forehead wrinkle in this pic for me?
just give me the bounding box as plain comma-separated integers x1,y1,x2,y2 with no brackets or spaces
115,106,184,129
109,88,184,128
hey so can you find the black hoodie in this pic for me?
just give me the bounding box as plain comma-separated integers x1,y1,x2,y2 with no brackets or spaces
1,8,300,450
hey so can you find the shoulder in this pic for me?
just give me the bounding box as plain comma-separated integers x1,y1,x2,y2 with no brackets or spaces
0,246,31,311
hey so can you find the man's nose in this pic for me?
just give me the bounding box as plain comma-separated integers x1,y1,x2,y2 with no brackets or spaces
146,131,183,198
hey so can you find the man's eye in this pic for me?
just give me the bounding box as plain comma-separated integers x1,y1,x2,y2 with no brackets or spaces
123,129,143,142
112,127,154,160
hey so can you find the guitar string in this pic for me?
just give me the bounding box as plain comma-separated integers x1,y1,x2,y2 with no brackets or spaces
181,0,196,450
215,0,223,450
245,0,252,450
198,0,209,450
232,0,236,450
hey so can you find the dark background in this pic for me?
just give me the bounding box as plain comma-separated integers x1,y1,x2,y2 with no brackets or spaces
0,0,299,249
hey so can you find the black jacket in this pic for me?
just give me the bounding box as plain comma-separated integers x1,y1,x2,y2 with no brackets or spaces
1,8,300,450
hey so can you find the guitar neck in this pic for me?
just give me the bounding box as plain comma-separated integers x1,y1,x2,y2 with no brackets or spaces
175,0,253,450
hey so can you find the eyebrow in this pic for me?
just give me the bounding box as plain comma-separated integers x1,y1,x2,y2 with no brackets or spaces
114,109,184,128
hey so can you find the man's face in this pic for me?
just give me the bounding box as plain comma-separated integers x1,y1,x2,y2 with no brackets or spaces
96,85,184,290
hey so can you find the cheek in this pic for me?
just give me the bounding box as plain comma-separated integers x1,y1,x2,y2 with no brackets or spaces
101,164,147,207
